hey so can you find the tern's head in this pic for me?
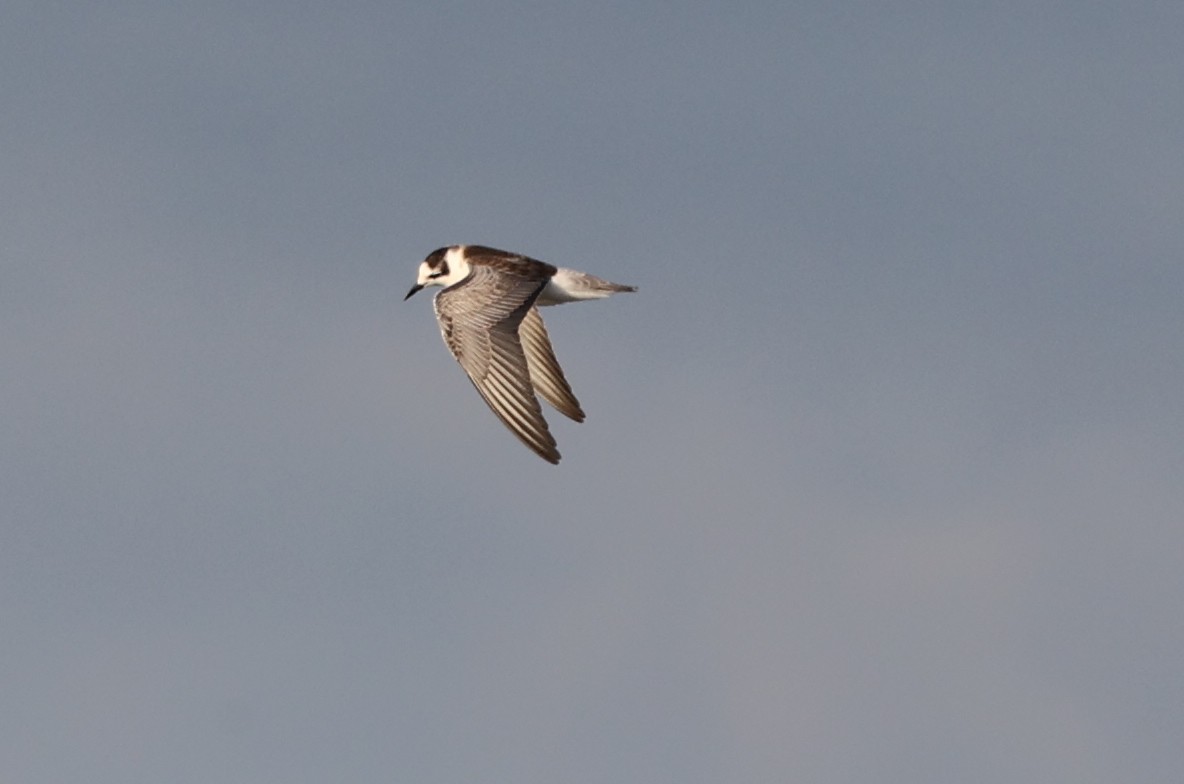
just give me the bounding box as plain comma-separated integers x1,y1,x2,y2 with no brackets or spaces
404,246,471,300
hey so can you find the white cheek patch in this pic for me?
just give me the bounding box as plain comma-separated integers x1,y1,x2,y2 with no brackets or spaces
440,246,471,286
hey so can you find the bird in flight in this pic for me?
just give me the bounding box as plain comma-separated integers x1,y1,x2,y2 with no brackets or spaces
405,244,635,464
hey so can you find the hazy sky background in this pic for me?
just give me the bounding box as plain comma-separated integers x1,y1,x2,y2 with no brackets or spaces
3,2,1182,782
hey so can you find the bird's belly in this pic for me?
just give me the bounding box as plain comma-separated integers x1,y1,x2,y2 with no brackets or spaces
535,269,611,306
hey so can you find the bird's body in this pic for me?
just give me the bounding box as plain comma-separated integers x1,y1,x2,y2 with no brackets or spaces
404,245,635,464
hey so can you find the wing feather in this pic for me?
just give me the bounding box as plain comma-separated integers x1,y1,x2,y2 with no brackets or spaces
434,264,561,463
519,307,585,422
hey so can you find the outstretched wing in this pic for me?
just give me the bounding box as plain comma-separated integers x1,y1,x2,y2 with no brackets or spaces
434,264,560,463
519,307,584,423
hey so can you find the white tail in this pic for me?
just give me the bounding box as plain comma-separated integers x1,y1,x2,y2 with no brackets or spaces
536,268,637,306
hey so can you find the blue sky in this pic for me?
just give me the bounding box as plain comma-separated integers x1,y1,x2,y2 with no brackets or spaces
3,2,1182,782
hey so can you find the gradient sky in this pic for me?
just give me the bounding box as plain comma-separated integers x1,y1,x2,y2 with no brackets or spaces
4,3,1182,782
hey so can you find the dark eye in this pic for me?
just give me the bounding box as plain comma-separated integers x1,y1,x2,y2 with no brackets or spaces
428,261,449,279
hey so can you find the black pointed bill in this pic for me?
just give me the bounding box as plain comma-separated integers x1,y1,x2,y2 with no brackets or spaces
404,283,424,300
